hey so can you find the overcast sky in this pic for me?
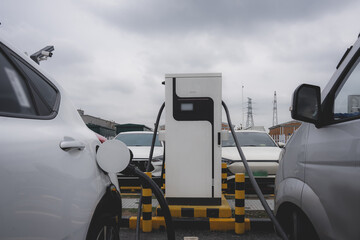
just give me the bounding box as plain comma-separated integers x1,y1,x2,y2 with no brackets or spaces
1,0,360,130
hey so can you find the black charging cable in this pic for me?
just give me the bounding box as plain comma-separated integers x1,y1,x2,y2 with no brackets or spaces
222,101,288,240
146,102,165,172
135,102,167,240
127,165,175,240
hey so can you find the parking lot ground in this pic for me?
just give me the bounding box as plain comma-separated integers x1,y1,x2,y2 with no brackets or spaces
119,228,281,240
121,194,275,212
120,194,278,239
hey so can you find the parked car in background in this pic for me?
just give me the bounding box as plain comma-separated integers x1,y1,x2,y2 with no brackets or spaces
94,131,107,143
0,36,122,239
275,34,360,240
115,131,163,173
222,130,282,185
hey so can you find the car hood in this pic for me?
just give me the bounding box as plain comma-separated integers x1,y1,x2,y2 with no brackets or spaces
222,146,282,161
127,146,163,159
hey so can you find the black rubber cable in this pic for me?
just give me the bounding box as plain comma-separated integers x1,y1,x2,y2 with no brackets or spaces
136,102,166,240
128,165,175,240
146,102,165,172
222,101,288,240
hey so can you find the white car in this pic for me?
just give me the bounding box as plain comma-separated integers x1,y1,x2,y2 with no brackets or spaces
222,130,282,181
0,36,121,239
115,131,163,176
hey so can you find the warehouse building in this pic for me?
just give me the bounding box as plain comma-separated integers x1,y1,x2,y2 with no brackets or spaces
78,110,152,138
269,120,302,143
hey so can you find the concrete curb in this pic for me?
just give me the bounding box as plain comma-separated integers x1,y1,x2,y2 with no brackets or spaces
121,216,274,232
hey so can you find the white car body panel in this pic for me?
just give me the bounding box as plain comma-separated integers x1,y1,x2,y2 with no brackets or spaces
128,146,163,160
0,35,109,239
115,131,163,177
222,130,282,177
223,147,281,176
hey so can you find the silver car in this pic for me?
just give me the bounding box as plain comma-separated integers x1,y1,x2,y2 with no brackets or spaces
275,34,360,240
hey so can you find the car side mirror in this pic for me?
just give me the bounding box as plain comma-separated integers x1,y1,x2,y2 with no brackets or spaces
277,142,285,148
291,84,321,125
96,139,131,191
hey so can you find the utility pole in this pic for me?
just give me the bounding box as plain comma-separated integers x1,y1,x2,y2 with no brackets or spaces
272,91,278,126
241,85,244,129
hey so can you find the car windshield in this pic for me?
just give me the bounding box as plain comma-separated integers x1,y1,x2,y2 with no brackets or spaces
222,132,277,147
116,132,162,147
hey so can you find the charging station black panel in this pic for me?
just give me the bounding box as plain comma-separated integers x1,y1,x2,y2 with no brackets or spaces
172,78,214,124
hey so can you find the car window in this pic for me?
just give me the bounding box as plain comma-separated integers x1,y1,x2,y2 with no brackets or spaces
334,57,360,120
116,133,162,147
0,50,36,115
222,132,277,147
12,56,57,115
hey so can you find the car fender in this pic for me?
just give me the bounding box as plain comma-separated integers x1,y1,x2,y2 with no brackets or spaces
274,177,304,215
276,178,335,240
86,184,122,239
301,183,335,240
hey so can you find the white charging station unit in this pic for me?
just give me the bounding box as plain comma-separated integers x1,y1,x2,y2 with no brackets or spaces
164,73,222,205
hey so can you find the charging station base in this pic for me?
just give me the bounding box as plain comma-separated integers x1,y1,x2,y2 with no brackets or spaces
157,195,231,218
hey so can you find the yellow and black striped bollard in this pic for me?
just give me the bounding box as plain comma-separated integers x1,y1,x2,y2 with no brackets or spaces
235,173,245,234
161,164,166,193
221,163,228,193
142,172,152,232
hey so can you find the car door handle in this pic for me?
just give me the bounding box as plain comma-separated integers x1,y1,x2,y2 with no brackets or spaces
60,140,85,151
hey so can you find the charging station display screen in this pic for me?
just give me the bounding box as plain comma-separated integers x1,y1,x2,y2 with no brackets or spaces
181,103,194,111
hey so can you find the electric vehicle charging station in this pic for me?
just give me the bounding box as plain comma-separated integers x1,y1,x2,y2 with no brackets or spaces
95,72,288,240
164,73,222,205
93,73,288,240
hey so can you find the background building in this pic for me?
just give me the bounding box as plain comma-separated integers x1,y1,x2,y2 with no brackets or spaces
115,123,152,134
78,109,152,138
78,109,116,138
269,120,302,143
269,121,301,143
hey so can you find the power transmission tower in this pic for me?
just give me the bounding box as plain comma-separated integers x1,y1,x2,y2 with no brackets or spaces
246,97,254,128
273,91,278,126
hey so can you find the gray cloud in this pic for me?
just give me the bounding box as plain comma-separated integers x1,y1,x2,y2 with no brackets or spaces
1,0,360,130
88,0,355,36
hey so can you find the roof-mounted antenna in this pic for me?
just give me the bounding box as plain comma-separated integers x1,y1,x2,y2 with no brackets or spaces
30,45,54,64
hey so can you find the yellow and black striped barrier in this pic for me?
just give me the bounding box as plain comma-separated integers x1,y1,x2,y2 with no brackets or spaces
161,164,166,193
235,173,245,234
126,216,251,232
156,195,232,218
142,172,153,232
221,163,228,193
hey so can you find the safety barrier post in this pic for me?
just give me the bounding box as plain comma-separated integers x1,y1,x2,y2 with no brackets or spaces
142,172,153,232
235,173,245,234
221,163,228,193
161,164,166,193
